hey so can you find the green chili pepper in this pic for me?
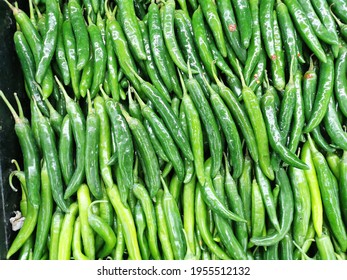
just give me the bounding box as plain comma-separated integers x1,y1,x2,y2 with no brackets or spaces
1,90,42,212
163,0,191,74
106,14,141,94
224,157,248,251
133,183,161,260
239,68,274,180
308,135,347,252
289,165,312,248
62,19,81,99
217,0,246,63
212,73,259,164
161,177,187,260
339,151,347,226
35,0,59,85
323,96,347,150
88,20,107,99
316,227,337,260
68,0,90,71
251,168,294,246
203,158,246,223
72,217,90,260
94,95,113,189
243,0,261,85
56,79,86,199
155,189,174,260
5,1,54,98
231,0,252,49
49,208,64,260
57,202,79,260
185,66,221,177
135,93,185,182
304,53,335,133
117,0,146,61
13,31,49,116
327,0,347,24
121,108,160,198
301,141,323,237
105,99,134,194
85,91,102,199
148,2,173,92
251,179,265,241
254,164,280,232
283,0,327,63
192,7,218,79
5,167,38,259
198,0,227,57
334,47,347,117
134,201,150,260
195,182,230,260
87,201,116,259
261,90,308,169
32,162,53,260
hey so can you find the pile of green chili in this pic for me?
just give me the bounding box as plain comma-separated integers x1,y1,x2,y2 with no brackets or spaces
1,0,347,260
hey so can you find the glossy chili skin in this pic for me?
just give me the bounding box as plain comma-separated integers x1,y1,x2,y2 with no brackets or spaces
323,96,347,150
35,0,59,85
155,189,174,260
5,167,38,259
283,0,327,63
251,168,294,246
148,2,173,92
136,94,185,182
138,20,170,103
254,164,280,232
56,79,86,199
339,151,347,226
192,7,218,79
88,21,107,99
231,0,252,49
13,31,49,117
133,183,161,260
35,103,70,213
117,0,146,61
6,2,54,98
121,109,161,198
208,84,244,179
161,178,187,260
261,91,308,170
32,162,53,260
68,0,90,71
308,135,347,252
328,0,347,23
242,81,274,180
334,47,347,117
297,0,337,45
163,0,191,74
55,10,70,86
198,0,227,57
185,74,222,178
105,100,134,195
85,94,103,200
87,203,116,259
243,0,261,85
195,183,230,260
304,53,335,133
301,141,323,238
217,0,246,63
62,19,81,99
107,18,141,94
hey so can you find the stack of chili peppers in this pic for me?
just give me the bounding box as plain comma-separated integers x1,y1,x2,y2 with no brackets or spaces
1,0,347,260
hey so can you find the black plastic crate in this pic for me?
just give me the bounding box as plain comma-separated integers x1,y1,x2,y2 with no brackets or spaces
0,0,28,259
